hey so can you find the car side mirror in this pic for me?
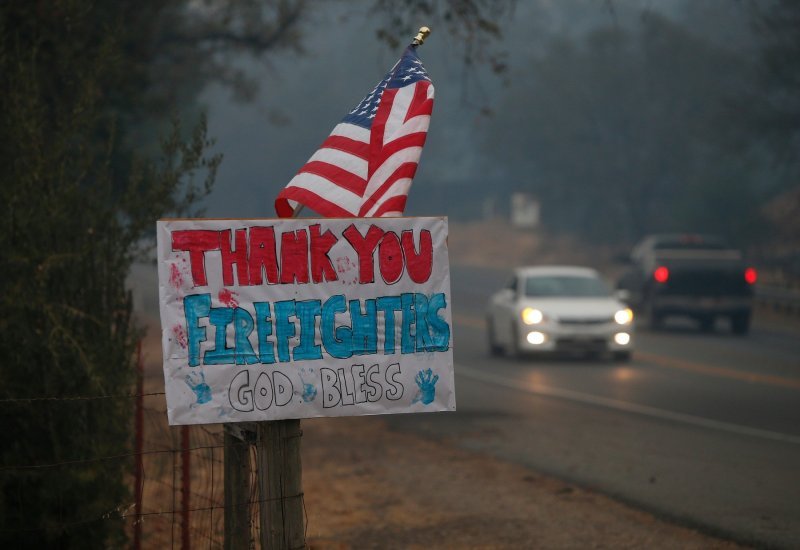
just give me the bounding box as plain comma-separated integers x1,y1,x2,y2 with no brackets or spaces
498,287,518,301
613,252,632,264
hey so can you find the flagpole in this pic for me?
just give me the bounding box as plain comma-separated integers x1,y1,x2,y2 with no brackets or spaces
412,26,431,47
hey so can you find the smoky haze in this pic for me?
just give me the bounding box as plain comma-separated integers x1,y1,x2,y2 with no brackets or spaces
199,0,791,248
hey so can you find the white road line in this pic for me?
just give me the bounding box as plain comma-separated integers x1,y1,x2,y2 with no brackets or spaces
456,364,800,445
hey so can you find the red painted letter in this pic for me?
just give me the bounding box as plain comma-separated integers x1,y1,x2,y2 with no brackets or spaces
220,229,250,286
249,227,279,285
171,230,220,287
309,224,338,283
378,231,403,284
343,224,384,284
402,229,433,283
280,229,310,284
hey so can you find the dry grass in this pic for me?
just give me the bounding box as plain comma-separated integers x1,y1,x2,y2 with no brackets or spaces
447,220,624,279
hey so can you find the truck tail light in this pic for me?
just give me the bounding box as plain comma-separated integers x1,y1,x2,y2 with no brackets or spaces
744,267,757,285
653,266,669,283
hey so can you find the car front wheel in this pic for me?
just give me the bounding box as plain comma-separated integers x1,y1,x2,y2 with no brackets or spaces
731,312,751,335
487,317,503,356
612,350,632,362
644,300,664,330
507,322,522,359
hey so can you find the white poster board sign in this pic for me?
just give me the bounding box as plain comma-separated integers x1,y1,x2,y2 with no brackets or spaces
157,217,455,425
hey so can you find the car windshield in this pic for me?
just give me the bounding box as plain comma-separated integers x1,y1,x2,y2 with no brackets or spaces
524,275,611,298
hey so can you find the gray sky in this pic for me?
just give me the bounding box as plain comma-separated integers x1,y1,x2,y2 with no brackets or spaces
197,0,745,220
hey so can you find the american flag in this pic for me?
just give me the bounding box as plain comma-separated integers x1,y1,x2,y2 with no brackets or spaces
275,45,434,218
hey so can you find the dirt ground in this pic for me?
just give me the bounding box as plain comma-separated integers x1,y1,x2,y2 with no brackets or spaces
445,220,620,272
300,415,746,550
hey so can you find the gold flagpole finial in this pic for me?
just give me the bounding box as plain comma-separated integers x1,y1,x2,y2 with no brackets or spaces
412,26,431,46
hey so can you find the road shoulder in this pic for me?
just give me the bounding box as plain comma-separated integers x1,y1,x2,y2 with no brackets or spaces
303,415,745,549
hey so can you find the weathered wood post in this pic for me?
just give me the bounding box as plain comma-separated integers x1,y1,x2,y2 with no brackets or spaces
224,424,253,549
257,419,304,549
223,414,305,549
253,204,307,549
181,425,191,549
134,341,144,550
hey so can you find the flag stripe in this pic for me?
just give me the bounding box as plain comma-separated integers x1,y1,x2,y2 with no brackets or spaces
406,80,434,122
319,135,370,161
371,195,408,217
278,187,355,218
359,160,419,216
363,146,423,199
329,122,371,142
298,161,367,195
305,147,367,179
383,86,412,143
281,172,362,213
384,115,431,145
368,88,396,178
384,83,432,143
372,133,428,167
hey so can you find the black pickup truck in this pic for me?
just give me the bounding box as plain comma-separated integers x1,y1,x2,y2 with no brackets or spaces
616,234,757,334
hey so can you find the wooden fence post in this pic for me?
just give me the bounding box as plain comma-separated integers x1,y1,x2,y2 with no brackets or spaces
224,426,253,549
181,425,191,549
257,419,304,549
133,340,144,550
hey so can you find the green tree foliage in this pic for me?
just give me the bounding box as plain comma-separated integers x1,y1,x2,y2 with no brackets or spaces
483,12,763,244
371,0,515,111
752,0,800,170
0,2,219,546
372,0,511,69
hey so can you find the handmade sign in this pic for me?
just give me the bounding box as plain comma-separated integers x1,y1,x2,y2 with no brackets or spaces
157,217,455,425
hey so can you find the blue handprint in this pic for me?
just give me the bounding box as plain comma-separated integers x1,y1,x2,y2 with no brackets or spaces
299,368,318,403
412,368,439,405
185,370,212,405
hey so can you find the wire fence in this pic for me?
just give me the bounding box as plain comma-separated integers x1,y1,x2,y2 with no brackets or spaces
1,342,266,549
131,389,233,549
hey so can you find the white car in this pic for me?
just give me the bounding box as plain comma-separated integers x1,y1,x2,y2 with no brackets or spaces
487,266,634,361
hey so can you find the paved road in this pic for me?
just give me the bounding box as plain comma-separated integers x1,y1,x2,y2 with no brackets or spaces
388,265,800,549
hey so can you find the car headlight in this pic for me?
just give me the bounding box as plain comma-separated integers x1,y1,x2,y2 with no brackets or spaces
527,331,546,345
521,307,544,325
614,308,634,325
